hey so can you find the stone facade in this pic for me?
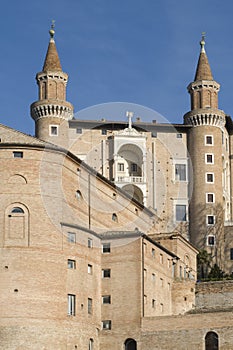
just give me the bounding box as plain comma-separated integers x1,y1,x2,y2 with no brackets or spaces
1,28,233,349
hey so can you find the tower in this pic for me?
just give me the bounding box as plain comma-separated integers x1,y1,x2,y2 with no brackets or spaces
184,35,230,267
30,24,73,148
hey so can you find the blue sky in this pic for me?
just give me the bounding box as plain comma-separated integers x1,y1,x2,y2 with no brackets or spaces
1,0,233,134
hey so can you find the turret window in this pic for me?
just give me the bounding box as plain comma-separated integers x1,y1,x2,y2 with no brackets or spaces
207,215,215,225
206,154,214,164
205,135,213,145
50,125,58,136
206,173,214,183
207,235,215,246
206,193,215,203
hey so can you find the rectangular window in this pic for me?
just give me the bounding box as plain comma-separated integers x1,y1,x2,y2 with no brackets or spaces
76,128,82,134
67,294,76,316
102,129,107,135
102,268,111,278
230,248,233,260
102,242,111,253
50,125,58,136
152,273,156,282
152,248,155,258
206,154,214,164
67,232,76,243
175,164,186,181
160,278,164,287
88,264,93,274
102,320,111,330
205,135,213,145
151,132,157,138
88,298,93,314
207,235,215,246
176,133,182,139
118,163,124,171
131,163,138,172
207,215,215,225
206,173,214,183
88,238,93,248
67,259,76,269
160,254,163,264
13,151,23,158
206,193,215,203
152,299,156,308
176,205,186,221
102,295,111,304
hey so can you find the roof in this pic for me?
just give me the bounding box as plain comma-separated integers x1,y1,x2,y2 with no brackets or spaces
42,35,62,72
194,36,213,81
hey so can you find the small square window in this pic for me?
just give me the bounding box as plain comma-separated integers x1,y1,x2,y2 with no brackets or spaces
76,128,82,134
207,235,215,246
207,215,215,225
50,125,58,136
206,173,214,183
176,133,182,139
102,129,107,135
102,295,111,304
13,151,23,158
88,264,93,274
67,232,76,243
206,193,214,203
206,154,214,164
151,132,157,138
102,269,111,278
205,135,213,145
102,242,111,253
67,259,76,269
102,320,111,330
88,238,93,248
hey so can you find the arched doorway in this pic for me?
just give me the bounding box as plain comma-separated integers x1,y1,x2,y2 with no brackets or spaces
124,338,137,350
205,331,219,350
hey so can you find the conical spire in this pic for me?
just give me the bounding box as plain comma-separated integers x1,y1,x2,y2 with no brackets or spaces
42,22,62,72
194,33,213,81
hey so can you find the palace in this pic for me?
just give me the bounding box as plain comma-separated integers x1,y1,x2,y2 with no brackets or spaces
0,27,233,349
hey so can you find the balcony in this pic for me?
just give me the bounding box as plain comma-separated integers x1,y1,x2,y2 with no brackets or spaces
117,176,144,184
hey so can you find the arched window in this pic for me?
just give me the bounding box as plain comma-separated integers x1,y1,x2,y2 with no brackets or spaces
205,331,219,350
11,207,24,214
5,204,29,246
112,213,118,222
76,190,82,200
125,338,137,350
89,338,94,350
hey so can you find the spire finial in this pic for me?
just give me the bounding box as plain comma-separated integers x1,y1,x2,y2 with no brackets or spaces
200,32,206,53
49,20,55,39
